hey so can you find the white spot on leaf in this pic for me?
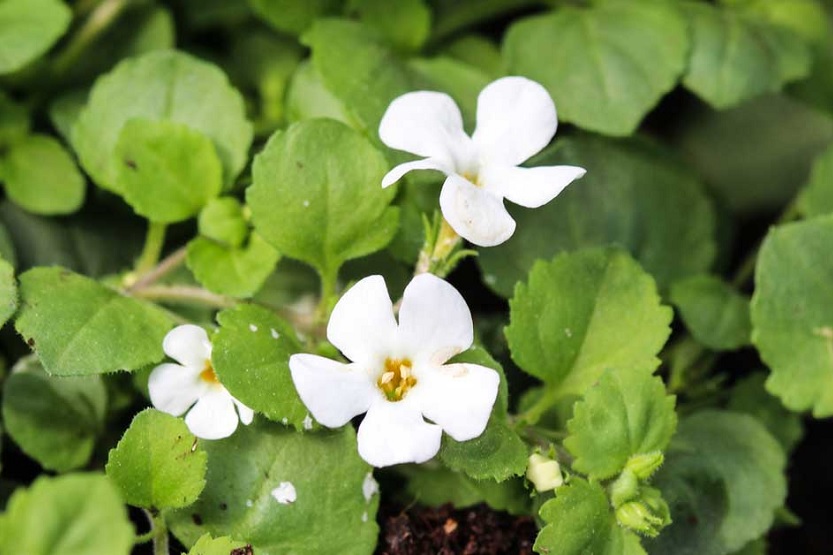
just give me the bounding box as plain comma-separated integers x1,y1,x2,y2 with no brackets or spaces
362,472,379,502
362,511,368,522
246,499,253,507
270,328,280,339
281,417,288,425
303,414,313,430
249,324,258,332
564,328,572,338
271,482,297,504
303,200,310,207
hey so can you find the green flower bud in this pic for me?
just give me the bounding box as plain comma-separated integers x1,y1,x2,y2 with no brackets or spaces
610,468,639,508
616,501,664,538
625,451,664,480
526,453,563,492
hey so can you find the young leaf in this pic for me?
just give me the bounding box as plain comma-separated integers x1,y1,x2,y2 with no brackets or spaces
115,119,223,223
71,50,252,193
197,197,248,249
751,215,833,416
248,0,341,35
681,2,812,109
565,370,677,480
167,422,379,555
2,362,106,472
106,408,207,509
506,248,672,408
0,473,134,555
503,0,688,136
15,267,172,376
478,135,717,298
670,275,751,351
211,304,307,428
0,134,85,216
0,254,16,327
438,347,528,481
650,411,786,555
187,534,250,555
248,119,398,280
186,234,279,298
0,0,71,74
535,478,646,555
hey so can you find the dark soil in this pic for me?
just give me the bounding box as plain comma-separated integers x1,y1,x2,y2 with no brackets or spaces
375,503,536,555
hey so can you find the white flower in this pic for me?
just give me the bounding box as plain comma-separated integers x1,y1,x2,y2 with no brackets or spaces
289,274,500,467
149,324,254,440
379,76,586,247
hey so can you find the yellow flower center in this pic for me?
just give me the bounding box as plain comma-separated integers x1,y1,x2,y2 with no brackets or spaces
200,360,219,384
462,171,482,187
377,358,416,402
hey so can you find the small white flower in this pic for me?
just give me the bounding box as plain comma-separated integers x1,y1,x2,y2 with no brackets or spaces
148,324,254,440
289,274,500,467
379,76,586,247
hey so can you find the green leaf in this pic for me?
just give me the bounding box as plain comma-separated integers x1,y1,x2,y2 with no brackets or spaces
106,408,207,509
727,374,804,453
0,473,134,555
212,304,307,428
0,0,71,74
403,466,529,515
15,267,172,376
2,361,106,472
349,0,431,52
187,234,279,298
72,50,252,193
0,254,16,326
0,134,85,215
681,2,812,109
751,215,833,416
535,478,646,555
186,534,250,555
438,347,528,481
445,35,503,78
503,0,688,136
506,248,672,410
408,56,490,128
248,0,341,35
0,91,29,148
285,61,355,125
670,275,751,351
478,135,717,298
565,370,677,480
798,142,833,218
249,118,398,279
167,423,379,555
650,411,786,555
197,197,248,248
115,119,223,223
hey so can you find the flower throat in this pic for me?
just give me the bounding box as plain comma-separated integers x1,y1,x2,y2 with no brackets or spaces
378,358,416,402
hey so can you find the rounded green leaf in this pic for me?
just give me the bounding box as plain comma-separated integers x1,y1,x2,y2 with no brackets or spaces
187,233,279,298
106,408,207,509
565,370,677,480
15,267,173,376
1,134,86,215
212,304,307,427
115,119,223,223
198,197,249,248
751,216,833,416
503,0,688,136
168,422,379,555
248,119,398,278
248,0,341,35
71,50,252,193
0,473,134,555
650,411,786,555
187,534,250,555
0,0,71,74
2,362,106,472
506,248,672,402
349,0,431,52
478,135,717,298
681,2,812,109
670,275,751,351
798,142,833,218
728,374,804,454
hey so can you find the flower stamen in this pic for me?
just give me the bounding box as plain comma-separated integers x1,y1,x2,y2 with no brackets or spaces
378,358,416,402
200,360,219,384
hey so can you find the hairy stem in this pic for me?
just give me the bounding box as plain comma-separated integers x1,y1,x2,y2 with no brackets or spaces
128,246,187,292
133,285,237,309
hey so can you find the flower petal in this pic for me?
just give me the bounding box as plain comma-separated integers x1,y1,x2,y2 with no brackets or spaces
481,164,586,208
163,324,212,368
327,275,397,363
472,76,557,166
289,354,375,427
184,388,240,440
148,363,206,417
418,363,500,441
439,174,516,247
379,91,473,168
357,399,442,467
398,273,473,365
381,158,450,188
233,398,255,425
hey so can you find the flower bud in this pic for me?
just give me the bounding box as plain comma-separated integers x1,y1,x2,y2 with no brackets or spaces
526,453,563,492
610,468,639,508
625,451,664,480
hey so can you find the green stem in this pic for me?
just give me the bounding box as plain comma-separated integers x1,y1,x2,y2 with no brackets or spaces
140,509,169,555
127,246,187,292
52,0,130,76
132,285,237,309
314,268,338,325
135,222,167,275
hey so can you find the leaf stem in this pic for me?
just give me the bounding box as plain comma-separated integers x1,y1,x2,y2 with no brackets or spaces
135,222,168,275
128,246,187,292
314,268,338,325
140,509,169,555
514,386,560,428
52,0,130,76
132,285,237,309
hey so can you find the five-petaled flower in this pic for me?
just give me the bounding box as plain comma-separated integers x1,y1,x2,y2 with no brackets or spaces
379,76,586,247
149,324,253,440
289,274,500,467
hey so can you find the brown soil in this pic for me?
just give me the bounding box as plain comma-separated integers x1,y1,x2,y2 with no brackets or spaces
375,503,537,555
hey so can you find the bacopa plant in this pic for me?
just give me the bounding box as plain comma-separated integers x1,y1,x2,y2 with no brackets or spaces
0,0,830,554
